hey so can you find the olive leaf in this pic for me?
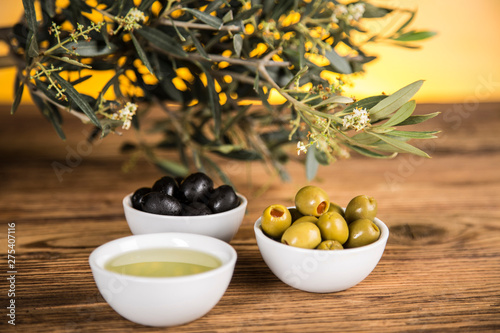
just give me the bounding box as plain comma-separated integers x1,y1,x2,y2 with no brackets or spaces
197,64,221,139
186,30,210,60
362,3,393,18
369,80,423,121
391,30,437,42
388,130,439,139
397,112,440,126
48,55,92,69
22,0,38,55
233,34,243,57
59,41,118,57
306,144,320,181
205,0,225,14
138,0,157,12
52,72,101,128
136,26,188,58
343,143,397,159
344,95,387,113
11,80,24,115
183,8,223,29
367,132,430,157
130,33,155,75
325,49,352,74
43,102,66,140
315,95,354,108
156,159,188,177
379,100,416,127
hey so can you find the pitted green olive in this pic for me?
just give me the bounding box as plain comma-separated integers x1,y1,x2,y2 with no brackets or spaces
294,186,330,217
261,205,292,239
316,240,344,250
345,195,378,223
317,212,349,244
292,215,319,225
344,218,380,248
288,207,304,222
281,222,321,249
327,202,345,218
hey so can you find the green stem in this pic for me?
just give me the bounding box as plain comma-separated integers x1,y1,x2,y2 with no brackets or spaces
45,22,104,55
159,18,242,32
95,106,114,119
35,62,67,100
30,88,91,123
258,61,343,123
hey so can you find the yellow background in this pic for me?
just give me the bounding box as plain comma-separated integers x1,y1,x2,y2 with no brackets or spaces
0,0,499,104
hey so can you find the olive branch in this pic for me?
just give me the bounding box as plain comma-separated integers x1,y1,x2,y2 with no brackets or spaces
1,0,437,183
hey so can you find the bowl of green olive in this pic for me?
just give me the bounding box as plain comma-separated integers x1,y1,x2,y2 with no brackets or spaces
254,186,389,293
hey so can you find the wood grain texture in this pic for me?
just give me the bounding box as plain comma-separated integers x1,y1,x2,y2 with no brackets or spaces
1,103,499,332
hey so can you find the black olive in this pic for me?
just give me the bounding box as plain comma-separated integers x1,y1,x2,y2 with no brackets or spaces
152,176,179,197
141,192,182,216
174,176,184,186
208,185,239,214
181,202,212,216
178,172,214,203
131,187,152,210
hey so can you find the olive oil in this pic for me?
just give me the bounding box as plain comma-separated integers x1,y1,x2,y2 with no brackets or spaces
105,248,222,277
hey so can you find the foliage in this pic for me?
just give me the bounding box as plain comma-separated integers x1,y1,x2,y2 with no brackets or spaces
3,0,437,183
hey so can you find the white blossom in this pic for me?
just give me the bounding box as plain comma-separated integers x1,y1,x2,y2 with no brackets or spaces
112,102,138,130
332,3,365,24
343,107,370,131
117,8,146,32
334,4,348,17
342,114,354,128
128,8,146,23
348,3,365,21
296,141,308,155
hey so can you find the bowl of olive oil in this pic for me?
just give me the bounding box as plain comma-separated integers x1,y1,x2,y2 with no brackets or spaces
89,233,237,327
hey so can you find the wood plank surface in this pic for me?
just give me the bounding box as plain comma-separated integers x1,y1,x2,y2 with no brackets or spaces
1,103,499,332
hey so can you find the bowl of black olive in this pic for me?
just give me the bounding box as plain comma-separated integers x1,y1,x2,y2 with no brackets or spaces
123,172,247,243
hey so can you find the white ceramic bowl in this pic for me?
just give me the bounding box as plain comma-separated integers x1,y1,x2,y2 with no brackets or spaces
123,193,247,243
254,214,389,293
89,233,237,327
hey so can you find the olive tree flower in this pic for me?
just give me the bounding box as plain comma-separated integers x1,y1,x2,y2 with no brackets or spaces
342,107,370,131
112,102,137,130
114,8,146,33
332,3,365,23
296,141,308,155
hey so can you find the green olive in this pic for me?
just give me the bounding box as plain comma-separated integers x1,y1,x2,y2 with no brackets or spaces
292,215,319,225
345,195,378,223
288,207,304,222
281,222,321,249
327,202,345,218
294,186,330,217
261,204,292,238
316,240,344,250
344,218,380,248
317,212,349,244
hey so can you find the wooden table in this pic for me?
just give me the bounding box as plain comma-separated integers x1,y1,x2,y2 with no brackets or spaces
1,103,499,332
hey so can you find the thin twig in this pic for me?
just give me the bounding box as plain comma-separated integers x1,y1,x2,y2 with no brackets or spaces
31,89,91,124
216,70,266,88
149,43,291,68
159,18,242,32
257,48,344,123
